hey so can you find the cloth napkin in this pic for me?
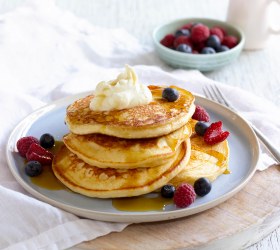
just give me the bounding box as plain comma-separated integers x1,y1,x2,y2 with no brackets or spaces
0,0,279,249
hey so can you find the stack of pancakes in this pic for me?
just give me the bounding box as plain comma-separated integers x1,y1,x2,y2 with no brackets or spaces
52,85,229,198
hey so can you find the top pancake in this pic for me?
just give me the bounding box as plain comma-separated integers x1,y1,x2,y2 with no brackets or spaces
65,85,195,138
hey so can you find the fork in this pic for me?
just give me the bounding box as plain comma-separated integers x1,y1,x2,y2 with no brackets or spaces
203,84,280,164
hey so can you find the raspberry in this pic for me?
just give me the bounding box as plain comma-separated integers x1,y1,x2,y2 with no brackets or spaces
210,27,224,42
222,35,238,48
204,121,230,145
173,183,196,208
16,136,39,157
181,23,193,30
192,41,205,53
192,105,210,122
212,26,227,36
173,36,192,49
26,143,53,165
191,24,210,43
160,34,175,48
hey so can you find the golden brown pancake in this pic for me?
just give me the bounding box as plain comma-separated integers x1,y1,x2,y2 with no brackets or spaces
52,140,191,198
169,134,229,186
63,123,192,169
65,85,195,138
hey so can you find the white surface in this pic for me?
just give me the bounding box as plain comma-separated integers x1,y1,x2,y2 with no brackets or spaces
0,0,279,249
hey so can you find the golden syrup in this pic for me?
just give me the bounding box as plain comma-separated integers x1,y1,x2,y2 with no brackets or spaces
30,141,66,190
205,150,226,167
112,193,173,212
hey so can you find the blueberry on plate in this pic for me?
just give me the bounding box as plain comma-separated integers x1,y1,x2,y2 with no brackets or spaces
161,184,176,198
175,29,190,37
25,161,43,177
40,133,55,148
195,121,210,136
206,35,221,49
194,177,212,197
176,44,192,53
162,87,179,102
216,45,230,53
201,47,216,54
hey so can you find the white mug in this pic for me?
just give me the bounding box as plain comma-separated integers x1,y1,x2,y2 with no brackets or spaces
226,0,280,50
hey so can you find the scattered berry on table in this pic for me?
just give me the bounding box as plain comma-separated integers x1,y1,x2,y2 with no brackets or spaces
40,133,55,149
162,87,179,102
161,184,176,198
192,105,210,122
16,136,39,157
173,183,196,208
176,44,192,53
191,24,210,43
195,121,210,136
175,29,190,37
204,121,230,145
222,35,238,48
216,45,229,53
201,47,216,54
194,177,212,197
25,161,43,177
160,34,175,48
206,35,221,49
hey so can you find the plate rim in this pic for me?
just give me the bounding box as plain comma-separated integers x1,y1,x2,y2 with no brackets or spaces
6,92,260,223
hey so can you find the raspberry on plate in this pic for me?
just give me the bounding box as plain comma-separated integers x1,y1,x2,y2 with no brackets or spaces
204,121,230,145
173,183,196,208
192,105,210,122
26,143,53,165
222,35,238,48
191,24,210,43
16,136,39,157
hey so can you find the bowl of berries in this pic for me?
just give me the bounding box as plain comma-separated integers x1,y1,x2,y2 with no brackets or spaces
153,18,245,71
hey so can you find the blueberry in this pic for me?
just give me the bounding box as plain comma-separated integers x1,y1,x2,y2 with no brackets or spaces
175,29,190,37
195,121,210,136
201,47,216,54
25,161,43,177
206,35,221,49
161,184,176,198
40,133,55,149
216,45,230,53
162,88,179,102
194,177,212,197
176,44,192,53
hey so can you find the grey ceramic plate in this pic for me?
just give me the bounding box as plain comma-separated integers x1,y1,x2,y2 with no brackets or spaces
6,93,259,223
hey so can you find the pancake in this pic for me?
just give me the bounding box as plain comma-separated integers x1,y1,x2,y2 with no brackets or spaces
63,123,192,169
52,139,191,198
65,85,195,139
169,135,229,187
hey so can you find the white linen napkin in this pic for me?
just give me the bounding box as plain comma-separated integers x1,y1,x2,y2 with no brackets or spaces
0,0,279,249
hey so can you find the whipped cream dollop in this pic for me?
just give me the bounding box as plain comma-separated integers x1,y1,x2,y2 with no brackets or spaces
90,65,153,111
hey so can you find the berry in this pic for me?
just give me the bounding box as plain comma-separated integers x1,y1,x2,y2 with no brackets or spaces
216,45,229,53
195,121,210,136
192,105,210,122
161,184,176,198
222,35,238,48
16,136,39,157
173,183,196,208
206,35,221,49
181,23,193,30
204,121,230,145
193,41,205,52
194,177,212,197
175,29,190,37
176,44,192,53
40,133,55,149
191,24,210,43
162,88,179,102
201,47,216,54
160,34,175,48
210,27,224,42
25,161,42,177
173,36,192,48
212,26,227,36
26,143,53,165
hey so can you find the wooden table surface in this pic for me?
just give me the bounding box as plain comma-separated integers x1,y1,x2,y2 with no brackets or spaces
1,0,279,249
